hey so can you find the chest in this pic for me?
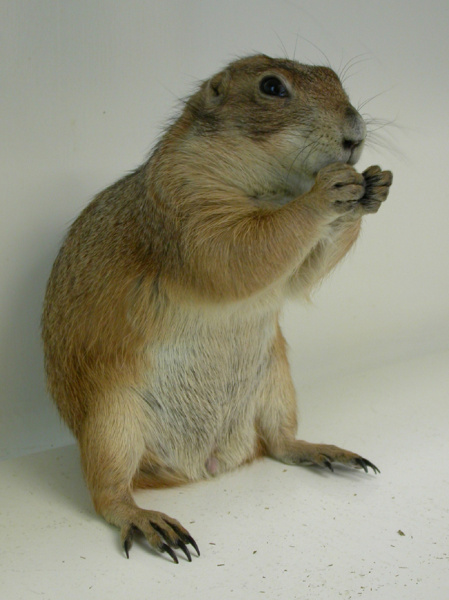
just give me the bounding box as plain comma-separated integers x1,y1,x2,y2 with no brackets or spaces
155,310,274,394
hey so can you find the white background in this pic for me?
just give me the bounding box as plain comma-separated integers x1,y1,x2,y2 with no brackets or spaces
1,0,448,459
1,2,449,599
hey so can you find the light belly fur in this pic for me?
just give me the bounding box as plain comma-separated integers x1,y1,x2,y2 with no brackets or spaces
138,304,278,481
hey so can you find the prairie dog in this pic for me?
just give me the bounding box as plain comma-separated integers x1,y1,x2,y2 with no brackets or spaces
42,54,392,563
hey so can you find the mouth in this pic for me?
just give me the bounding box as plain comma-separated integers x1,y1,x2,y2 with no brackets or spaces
343,138,365,165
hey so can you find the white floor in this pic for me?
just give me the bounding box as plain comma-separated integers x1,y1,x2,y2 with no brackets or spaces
1,350,448,599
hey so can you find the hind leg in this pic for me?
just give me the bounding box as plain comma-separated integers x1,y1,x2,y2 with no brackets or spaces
78,390,199,562
257,326,379,474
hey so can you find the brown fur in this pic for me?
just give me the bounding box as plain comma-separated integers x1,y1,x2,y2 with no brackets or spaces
42,54,392,561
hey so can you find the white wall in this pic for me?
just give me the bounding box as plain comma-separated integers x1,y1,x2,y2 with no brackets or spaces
1,0,448,460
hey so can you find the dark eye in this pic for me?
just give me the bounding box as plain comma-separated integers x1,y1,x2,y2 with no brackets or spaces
259,76,289,98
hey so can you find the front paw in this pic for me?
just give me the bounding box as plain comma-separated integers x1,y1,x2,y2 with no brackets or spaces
358,165,393,214
314,162,366,214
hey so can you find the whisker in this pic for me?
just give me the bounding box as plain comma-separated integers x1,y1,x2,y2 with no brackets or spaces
364,122,404,160
284,131,323,187
357,86,397,111
339,53,372,84
366,121,395,135
294,36,332,67
272,30,290,59
293,31,300,61
364,139,404,161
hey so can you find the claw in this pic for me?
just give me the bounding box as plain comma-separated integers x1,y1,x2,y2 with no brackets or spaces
186,535,201,557
177,540,192,562
323,459,334,472
354,457,380,474
151,522,179,547
121,524,136,559
170,523,201,557
357,458,368,473
150,519,200,562
160,543,179,564
364,459,380,474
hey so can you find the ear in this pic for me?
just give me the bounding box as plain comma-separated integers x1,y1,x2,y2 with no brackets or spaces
205,70,231,106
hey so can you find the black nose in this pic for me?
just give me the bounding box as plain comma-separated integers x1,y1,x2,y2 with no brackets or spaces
343,138,363,152
343,106,366,152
